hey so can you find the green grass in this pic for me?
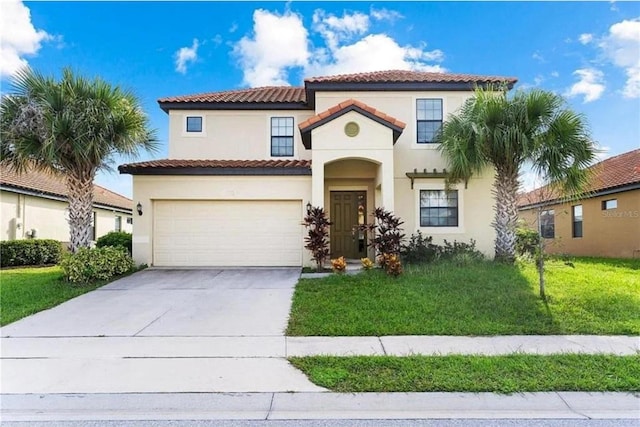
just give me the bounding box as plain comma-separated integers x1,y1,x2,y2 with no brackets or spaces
287,257,640,336
0,266,103,326
290,354,640,393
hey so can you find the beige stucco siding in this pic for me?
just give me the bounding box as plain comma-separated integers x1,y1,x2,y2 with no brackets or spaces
131,175,312,266
0,190,132,243
519,189,640,258
168,110,314,160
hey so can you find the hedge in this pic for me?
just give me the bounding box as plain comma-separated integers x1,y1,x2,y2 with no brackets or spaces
0,239,63,267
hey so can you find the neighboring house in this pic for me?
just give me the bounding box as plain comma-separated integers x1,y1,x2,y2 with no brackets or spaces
1,165,133,245
518,149,640,258
119,70,517,267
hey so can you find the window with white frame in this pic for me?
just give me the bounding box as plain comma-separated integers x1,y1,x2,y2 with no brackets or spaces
271,117,294,156
115,216,122,232
186,116,203,133
540,209,555,238
416,99,443,143
420,190,458,227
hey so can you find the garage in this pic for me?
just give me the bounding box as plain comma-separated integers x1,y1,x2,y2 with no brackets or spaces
153,200,303,267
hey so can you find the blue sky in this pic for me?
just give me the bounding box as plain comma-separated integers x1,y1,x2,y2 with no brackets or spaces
2,1,639,197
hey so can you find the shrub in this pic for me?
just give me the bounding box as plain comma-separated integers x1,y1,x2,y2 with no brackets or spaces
0,239,62,267
401,233,484,264
400,231,439,264
303,206,333,271
357,208,405,264
331,256,347,273
381,253,403,277
96,231,132,253
60,246,135,284
360,257,374,270
516,226,540,258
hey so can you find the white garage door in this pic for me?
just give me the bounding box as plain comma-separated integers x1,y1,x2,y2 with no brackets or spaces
153,200,303,267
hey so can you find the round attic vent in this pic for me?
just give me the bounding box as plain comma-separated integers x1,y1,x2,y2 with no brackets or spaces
344,121,360,137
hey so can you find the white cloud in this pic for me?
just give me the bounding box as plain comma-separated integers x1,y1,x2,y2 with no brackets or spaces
578,33,593,44
369,7,403,22
532,52,545,63
0,0,52,77
565,68,606,103
308,34,445,77
233,8,444,87
595,145,611,161
600,18,640,98
174,39,199,74
551,71,560,78
234,9,309,86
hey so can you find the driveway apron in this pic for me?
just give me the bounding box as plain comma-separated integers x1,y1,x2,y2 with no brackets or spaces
1,268,324,393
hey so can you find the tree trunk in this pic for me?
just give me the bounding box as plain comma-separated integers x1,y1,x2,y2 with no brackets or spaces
492,167,519,263
66,168,96,253
536,207,546,300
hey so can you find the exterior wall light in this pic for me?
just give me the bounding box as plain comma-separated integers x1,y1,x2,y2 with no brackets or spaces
136,202,143,216
306,202,312,214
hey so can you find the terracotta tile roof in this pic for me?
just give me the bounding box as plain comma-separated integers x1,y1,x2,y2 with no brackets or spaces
118,159,312,175
158,86,307,104
0,164,133,211
298,98,406,131
518,148,640,208
305,69,518,85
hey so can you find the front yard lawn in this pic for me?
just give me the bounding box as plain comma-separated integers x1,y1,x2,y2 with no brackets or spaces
287,257,640,336
290,354,640,393
0,266,103,326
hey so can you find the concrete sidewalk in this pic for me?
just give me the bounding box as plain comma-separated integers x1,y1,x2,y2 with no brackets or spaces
2,392,639,422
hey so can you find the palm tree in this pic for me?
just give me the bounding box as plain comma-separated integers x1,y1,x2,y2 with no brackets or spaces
436,86,596,263
1,68,157,252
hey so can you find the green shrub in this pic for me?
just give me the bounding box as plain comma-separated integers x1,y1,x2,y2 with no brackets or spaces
516,226,540,258
96,231,132,253
60,246,135,284
0,239,62,267
401,234,484,264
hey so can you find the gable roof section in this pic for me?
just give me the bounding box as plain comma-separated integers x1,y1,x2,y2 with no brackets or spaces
158,87,308,112
0,164,133,212
119,159,312,176
157,70,519,112
518,148,640,209
298,99,406,149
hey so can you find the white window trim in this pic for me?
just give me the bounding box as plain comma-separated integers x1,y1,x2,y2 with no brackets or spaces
267,115,296,159
181,114,207,137
414,182,465,234
411,96,446,150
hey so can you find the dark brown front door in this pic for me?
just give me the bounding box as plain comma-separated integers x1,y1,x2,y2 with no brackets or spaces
330,191,367,259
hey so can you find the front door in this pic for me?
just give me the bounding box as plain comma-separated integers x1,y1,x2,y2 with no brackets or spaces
330,191,367,259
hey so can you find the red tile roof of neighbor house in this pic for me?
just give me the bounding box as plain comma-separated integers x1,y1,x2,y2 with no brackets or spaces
518,148,640,208
299,99,407,131
0,164,133,211
304,69,518,85
158,70,518,106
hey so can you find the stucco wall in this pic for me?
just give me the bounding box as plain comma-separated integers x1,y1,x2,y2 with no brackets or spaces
131,175,312,266
519,189,640,258
168,109,314,160
0,190,133,244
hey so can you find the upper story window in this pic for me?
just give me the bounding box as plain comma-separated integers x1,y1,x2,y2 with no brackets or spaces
186,116,203,133
420,190,458,227
271,117,294,157
417,99,443,143
540,209,555,238
602,199,617,210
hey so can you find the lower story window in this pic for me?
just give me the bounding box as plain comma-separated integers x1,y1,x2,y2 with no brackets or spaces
420,190,458,227
115,216,122,232
572,205,583,238
540,209,555,238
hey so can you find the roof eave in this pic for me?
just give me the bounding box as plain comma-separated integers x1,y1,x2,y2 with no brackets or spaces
158,101,311,113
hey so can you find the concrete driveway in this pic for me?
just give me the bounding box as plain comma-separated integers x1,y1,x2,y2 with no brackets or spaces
1,268,324,393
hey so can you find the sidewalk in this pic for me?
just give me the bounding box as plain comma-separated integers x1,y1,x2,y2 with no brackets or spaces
2,391,639,422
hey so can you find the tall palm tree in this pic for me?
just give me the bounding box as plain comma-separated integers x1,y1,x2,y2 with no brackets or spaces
436,86,596,263
1,68,157,252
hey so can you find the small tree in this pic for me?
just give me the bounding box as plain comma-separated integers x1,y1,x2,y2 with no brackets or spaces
303,206,332,271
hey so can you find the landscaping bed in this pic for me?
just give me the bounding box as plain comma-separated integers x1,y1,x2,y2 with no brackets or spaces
290,354,640,393
287,257,640,336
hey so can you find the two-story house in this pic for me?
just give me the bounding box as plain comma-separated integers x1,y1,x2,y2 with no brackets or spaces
119,70,517,267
